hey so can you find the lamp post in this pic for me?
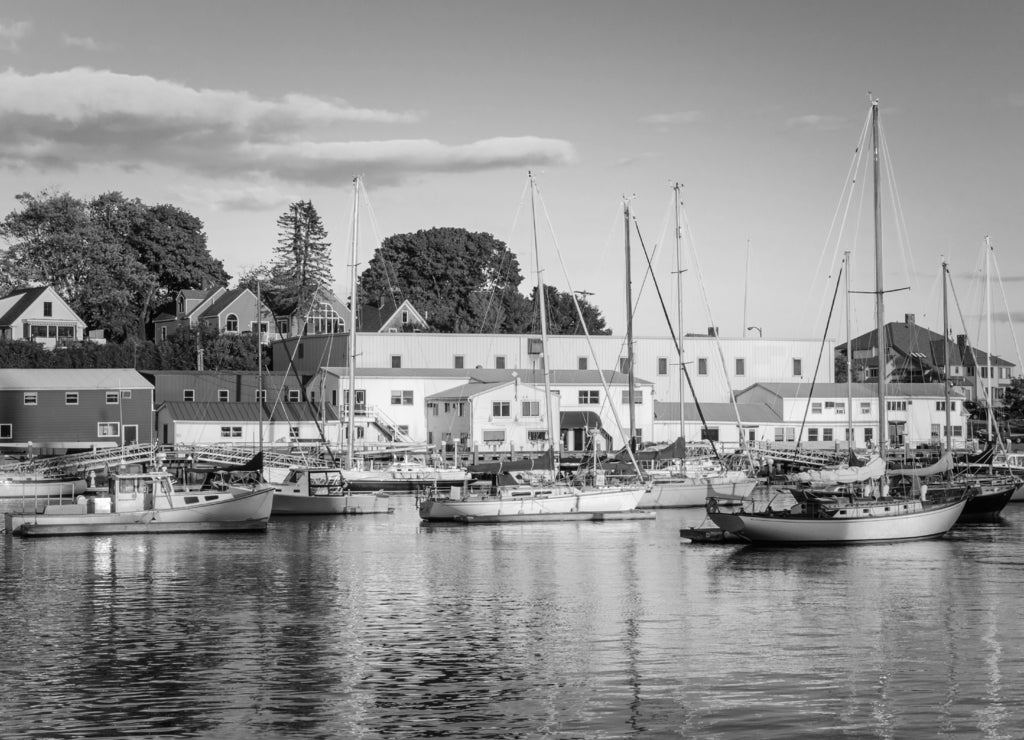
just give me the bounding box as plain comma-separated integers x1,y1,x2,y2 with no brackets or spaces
746,326,763,338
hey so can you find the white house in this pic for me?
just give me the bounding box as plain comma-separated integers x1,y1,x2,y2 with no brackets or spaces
0,286,89,347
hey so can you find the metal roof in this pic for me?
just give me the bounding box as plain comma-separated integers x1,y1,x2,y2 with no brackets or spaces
741,382,960,399
0,368,152,390
158,401,338,423
653,400,782,424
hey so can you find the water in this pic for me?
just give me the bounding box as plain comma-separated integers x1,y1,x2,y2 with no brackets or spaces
2,498,1023,739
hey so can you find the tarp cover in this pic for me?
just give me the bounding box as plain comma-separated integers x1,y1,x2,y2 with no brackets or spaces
890,451,955,478
792,454,887,484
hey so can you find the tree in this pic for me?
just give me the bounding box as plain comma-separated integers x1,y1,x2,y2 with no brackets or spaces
1003,377,1024,419
273,200,333,316
505,285,611,335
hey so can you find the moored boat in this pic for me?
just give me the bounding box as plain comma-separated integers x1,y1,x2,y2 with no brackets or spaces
268,465,393,515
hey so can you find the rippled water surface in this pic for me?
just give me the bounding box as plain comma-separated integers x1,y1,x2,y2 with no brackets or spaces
3,498,1023,739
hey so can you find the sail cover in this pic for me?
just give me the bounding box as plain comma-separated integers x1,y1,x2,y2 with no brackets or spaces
792,454,886,484
889,451,955,477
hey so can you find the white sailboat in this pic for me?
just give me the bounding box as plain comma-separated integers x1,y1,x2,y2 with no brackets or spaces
419,173,646,522
707,98,970,544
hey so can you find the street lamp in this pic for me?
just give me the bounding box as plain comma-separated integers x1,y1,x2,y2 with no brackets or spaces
746,326,763,338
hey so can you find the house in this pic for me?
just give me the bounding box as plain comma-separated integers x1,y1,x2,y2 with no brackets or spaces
844,313,1015,407
142,371,306,406
0,286,89,348
734,382,969,450
274,287,353,338
152,286,275,342
0,368,154,454
155,401,342,449
358,296,429,332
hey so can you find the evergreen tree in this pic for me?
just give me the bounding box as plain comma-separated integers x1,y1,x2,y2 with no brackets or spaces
273,200,333,317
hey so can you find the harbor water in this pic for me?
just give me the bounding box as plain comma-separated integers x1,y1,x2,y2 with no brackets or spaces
2,498,1024,739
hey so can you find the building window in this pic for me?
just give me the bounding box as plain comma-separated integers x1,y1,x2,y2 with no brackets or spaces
823,428,834,442
391,355,402,369
98,422,120,438
701,427,719,442
225,313,239,332
356,426,365,439
43,301,53,317
160,327,167,340
808,427,819,442
697,358,708,376
578,357,588,370
483,430,506,443
396,425,409,436
835,403,846,415
401,310,409,324
66,392,79,405
218,389,230,402
0,423,11,439
811,402,822,414
579,390,599,404
308,301,341,334
528,430,548,442
106,391,120,405
522,400,540,417
23,392,37,406
289,426,300,440
454,355,464,369
621,390,643,404
492,401,510,417
184,389,195,402
775,427,785,442
793,358,802,376
220,426,242,438
255,389,266,402
657,357,668,375
864,427,874,444
735,358,745,376
860,402,871,415
495,355,506,369
886,400,907,412
287,389,300,403
391,390,414,405
121,390,132,399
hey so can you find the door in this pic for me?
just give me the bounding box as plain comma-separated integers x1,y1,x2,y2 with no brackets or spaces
123,425,138,445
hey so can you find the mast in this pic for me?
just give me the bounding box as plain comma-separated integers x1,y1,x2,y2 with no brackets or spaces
985,236,993,444
529,172,558,472
257,279,264,456
872,97,887,452
624,197,637,452
346,177,359,470
844,251,853,450
942,260,952,452
674,183,686,452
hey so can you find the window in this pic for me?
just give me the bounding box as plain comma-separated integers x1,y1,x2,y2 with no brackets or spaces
225,313,239,332
621,390,643,404
289,426,300,440
255,389,266,402
287,389,300,403
218,389,230,402
697,358,708,376
66,392,79,405
811,402,822,414
391,390,414,405
401,310,409,324
823,428,834,442
220,426,242,438
835,402,846,415
98,422,120,438
528,430,548,442
454,355,464,369
23,392,37,406
735,358,745,376
184,389,196,402
178,295,185,314
306,300,341,334
886,400,907,412
43,301,53,317
793,358,802,376
948,425,963,437
931,424,941,439
105,391,119,405
808,428,819,442
121,390,132,399
492,401,510,417
657,357,668,375
0,423,10,439
579,390,599,404
391,355,402,369
160,327,167,340
459,433,469,446
864,427,874,444
522,400,540,417
457,403,465,417
495,355,506,369
775,427,785,442
860,401,872,415
700,427,719,442
578,357,588,370
356,426,365,439
483,430,506,443
428,402,438,416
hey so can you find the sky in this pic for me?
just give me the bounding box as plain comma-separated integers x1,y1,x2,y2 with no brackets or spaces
2,1,1023,364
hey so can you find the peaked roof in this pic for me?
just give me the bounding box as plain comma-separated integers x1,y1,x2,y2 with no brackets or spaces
0,286,48,327
653,400,782,424
359,297,425,332
849,319,1013,368
199,287,249,319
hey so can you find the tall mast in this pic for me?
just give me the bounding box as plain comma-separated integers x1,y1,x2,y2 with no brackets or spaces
529,173,558,472
346,177,359,470
872,97,887,452
257,279,264,456
985,236,993,444
624,198,637,451
844,251,853,450
674,182,686,451
942,260,952,452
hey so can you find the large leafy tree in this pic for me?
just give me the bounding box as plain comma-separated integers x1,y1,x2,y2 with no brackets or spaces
517,285,611,335
1003,377,1024,419
273,200,333,317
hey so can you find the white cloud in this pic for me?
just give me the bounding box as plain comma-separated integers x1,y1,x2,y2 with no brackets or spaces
0,67,575,187
0,20,31,52
639,111,702,126
785,114,847,131
61,33,101,51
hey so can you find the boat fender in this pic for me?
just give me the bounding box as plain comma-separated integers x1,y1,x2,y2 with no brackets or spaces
707,497,719,513
920,484,927,502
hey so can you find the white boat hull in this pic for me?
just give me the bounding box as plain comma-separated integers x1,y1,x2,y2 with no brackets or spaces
639,476,758,508
419,485,645,522
708,497,968,545
272,491,392,515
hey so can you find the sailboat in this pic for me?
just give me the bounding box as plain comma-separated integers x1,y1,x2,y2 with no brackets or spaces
637,182,758,508
707,98,971,544
418,174,647,522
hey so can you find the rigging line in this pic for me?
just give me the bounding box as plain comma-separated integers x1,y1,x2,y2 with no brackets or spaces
532,179,643,476
678,205,754,464
631,208,721,462
990,249,1024,371
357,179,401,309
879,120,919,304
796,264,844,448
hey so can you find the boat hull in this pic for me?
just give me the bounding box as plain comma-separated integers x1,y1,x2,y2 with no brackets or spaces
638,476,758,508
708,497,968,545
419,485,645,522
272,491,392,515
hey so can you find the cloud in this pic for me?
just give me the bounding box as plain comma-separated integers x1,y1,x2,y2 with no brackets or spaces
173,182,292,212
785,114,847,131
0,20,31,51
61,33,101,51
639,111,702,126
0,67,575,187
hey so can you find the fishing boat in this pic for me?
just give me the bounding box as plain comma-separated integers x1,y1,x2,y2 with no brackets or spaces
707,98,972,544
4,465,273,537
0,473,87,513
267,465,392,515
419,174,646,522
342,456,470,494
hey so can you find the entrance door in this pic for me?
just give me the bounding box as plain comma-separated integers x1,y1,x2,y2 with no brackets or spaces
123,425,138,445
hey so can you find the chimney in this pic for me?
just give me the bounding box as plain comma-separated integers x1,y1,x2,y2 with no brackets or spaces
956,334,967,351
904,313,915,326
707,326,719,336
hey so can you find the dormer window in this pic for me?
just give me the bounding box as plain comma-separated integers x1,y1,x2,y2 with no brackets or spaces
178,295,185,315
